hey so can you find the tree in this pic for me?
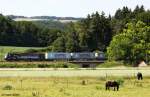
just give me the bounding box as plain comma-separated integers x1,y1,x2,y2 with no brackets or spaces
51,35,66,52
37,28,61,46
77,12,112,51
77,14,92,51
107,21,150,65
135,11,150,25
15,21,40,46
0,14,15,45
114,6,132,20
133,5,145,15
66,22,80,52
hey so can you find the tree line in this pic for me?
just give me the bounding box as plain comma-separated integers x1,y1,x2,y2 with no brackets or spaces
0,14,61,47
51,5,150,53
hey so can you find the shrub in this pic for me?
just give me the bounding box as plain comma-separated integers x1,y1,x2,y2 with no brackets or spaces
3,85,13,90
38,64,50,68
95,86,103,90
117,78,125,86
97,61,125,68
63,64,68,68
0,62,79,68
53,62,79,68
81,80,88,85
32,91,39,96
59,88,65,92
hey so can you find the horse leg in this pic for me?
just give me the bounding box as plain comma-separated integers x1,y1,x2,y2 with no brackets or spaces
138,76,140,80
141,76,143,80
106,84,108,90
117,85,119,91
114,87,116,91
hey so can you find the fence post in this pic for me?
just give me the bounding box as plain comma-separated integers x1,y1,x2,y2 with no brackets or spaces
106,73,108,80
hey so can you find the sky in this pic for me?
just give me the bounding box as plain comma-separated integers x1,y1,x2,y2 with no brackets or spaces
0,0,149,17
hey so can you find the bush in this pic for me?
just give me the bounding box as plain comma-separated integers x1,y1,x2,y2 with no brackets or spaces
0,62,79,68
32,91,39,96
97,61,125,68
38,64,50,68
53,62,79,68
95,86,103,90
117,78,125,86
3,85,13,90
82,80,86,85
81,80,88,85
0,63,38,68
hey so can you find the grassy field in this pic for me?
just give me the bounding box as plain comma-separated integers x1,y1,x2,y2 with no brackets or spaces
0,46,42,61
0,77,150,97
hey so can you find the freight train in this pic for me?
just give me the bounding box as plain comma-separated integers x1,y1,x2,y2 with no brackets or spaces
4,52,106,61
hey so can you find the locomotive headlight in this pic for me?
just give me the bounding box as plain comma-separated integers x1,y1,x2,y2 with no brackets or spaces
95,53,98,58
70,53,73,56
45,53,48,59
4,54,8,59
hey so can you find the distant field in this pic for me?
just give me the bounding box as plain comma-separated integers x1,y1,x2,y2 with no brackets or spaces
0,46,42,61
14,18,49,21
14,18,78,23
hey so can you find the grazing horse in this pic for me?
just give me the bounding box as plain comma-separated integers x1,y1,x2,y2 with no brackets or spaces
105,81,120,91
137,72,143,80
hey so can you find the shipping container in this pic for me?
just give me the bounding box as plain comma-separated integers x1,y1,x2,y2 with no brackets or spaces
71,53,95,60
45,52,71,60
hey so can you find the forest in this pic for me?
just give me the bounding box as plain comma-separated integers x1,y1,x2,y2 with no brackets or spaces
0,5,150,64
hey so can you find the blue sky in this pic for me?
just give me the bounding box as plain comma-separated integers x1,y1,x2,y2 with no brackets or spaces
0,0,149,17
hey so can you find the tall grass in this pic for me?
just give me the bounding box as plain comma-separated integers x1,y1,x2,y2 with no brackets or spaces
0,77,150,97
0,61,79,68
97,61,129,68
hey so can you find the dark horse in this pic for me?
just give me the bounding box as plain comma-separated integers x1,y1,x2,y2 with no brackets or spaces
105,81,120,91
137,72,143,80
